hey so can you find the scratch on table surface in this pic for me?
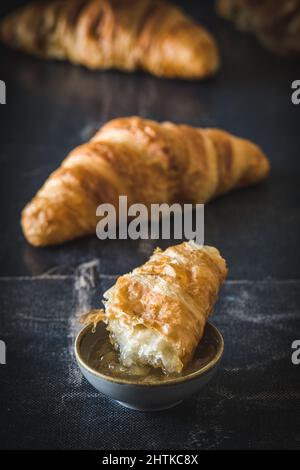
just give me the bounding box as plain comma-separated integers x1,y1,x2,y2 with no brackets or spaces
60,390,101,407
187,421,233,450
208,386,300,409
227,302,299,325
184,390,236,447
98,273,117,280
20,166,50,179
224,287,299,334
79,122,101,141
38,265,75,277
68,259,101,387
206,387,236,412
74,258,101,314
0,274,73,281
243,390,300,401
15,311,66,324
224,351,289,373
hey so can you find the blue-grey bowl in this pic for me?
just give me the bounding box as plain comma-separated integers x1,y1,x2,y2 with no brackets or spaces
75,322,224,411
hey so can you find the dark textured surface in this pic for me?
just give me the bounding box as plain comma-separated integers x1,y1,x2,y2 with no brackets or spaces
0,0,300,450
0,273,299,450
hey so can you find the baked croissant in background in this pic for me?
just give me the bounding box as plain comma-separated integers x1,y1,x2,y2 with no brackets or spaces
83,241,228,373
21,116,270,247
216,0,300,57
0,0,220,79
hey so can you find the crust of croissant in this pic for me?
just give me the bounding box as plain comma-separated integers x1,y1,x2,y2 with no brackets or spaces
216,0,300,57
0,0,219,79
21,116,270,246
83,241,228,370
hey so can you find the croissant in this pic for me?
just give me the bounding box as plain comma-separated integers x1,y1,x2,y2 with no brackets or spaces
21,116,270,246
83,241,227,373
216,0,300,57
0,0,219,79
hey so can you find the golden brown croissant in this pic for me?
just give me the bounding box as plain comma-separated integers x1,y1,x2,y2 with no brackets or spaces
216,0,300,57
21,116,270,247
83,241,227,373
0,0,219,79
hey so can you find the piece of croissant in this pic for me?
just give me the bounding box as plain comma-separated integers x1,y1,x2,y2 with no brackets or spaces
216,0,300,57
21,116,270,247
0,0,219,79
82,241,228,374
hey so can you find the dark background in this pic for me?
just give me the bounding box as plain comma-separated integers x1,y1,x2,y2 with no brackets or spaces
0,0,300,450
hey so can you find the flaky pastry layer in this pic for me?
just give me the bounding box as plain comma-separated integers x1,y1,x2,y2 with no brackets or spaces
84,241,228,373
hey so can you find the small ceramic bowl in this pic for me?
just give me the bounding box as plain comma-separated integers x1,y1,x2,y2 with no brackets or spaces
75,322,224,411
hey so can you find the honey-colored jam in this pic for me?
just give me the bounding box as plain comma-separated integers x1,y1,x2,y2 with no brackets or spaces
87,327,218,383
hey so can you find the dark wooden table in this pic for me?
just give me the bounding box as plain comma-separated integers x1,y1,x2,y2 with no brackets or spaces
0,0,300,450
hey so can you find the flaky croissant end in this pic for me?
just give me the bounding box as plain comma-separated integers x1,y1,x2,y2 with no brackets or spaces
82,241,228,373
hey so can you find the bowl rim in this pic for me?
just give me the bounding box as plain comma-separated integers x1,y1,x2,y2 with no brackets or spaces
74,322,224,387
